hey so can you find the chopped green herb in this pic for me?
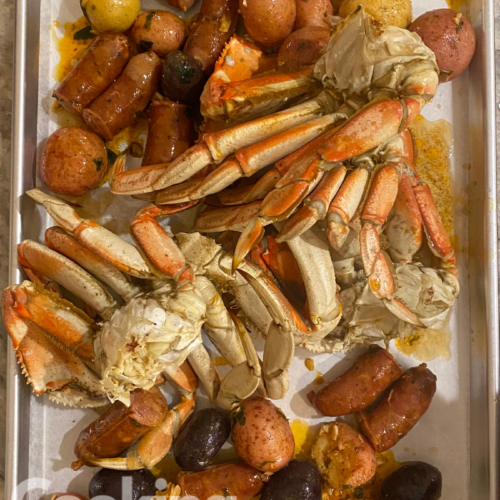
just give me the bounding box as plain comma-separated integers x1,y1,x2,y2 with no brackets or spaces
139,40,154,52
440,69,453,78
456,20,464,33
145,11,156,31
177,65,195,84
231,405,246,426
93,158,103,171
354,486,364,499
131,419,142,428
275,407,288,421
342,485,352,490
73,26,95,41
221,487,230,498
107,149,118,164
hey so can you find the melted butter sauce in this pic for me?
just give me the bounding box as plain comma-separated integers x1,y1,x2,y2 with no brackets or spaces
290,419,317,459
52,17,92,83
396,328,452,361
409,115,454,236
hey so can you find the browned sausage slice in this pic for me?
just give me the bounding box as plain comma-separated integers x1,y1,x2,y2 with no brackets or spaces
315,345,403,417
183,0,239,74
72,387,168,470
54,33,130,116
82,51,162,141
177,462,267,500
358,364,437,452
142,101,196,166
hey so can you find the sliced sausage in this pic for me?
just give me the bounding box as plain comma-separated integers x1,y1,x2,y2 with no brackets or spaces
359,364,437,452
315,345,403,417
72,387,168,470
177,462,267,500
142,100,195,166
54,33,130,116
83,51,162,141
183,0,239,74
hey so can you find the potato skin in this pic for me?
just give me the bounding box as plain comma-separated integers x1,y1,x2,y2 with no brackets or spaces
240,0,296,47
314,345,403,417
339,0,412,28
409,9,476,82
278,26,330,72
231,397,294,472
132,10,186,58
40,127,108,197
295,0,333,29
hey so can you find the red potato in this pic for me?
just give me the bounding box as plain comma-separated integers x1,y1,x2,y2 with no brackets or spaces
142,100,196,166
53,33,130,116
278,26,330,72
231,397,295,472
72,388,168,471
83,52,162,141
409,9,476,82
184,0,239,74
359,364,437,452
311,422,377,489
239,0,296,47
314,345,403,417
132,10,186,58
177,462,267,500
39,127,107,197
295,0,333,29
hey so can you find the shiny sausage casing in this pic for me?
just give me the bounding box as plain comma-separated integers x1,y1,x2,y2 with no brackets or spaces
54,33,130,116
183,0,239,74
359,364,437,452
142,101,195,166
82,51,162,141
315,345,403,417
177,462,267,500
72,387,168,470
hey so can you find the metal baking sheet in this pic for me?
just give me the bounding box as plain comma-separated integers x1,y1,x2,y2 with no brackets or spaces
5,0,498,499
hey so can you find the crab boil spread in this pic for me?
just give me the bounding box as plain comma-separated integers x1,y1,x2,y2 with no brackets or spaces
3,0,476,498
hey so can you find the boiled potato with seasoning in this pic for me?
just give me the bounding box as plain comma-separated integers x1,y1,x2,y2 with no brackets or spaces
81,0,141,33
132,10,186,58
231,398,294,473
339,0,412,28
409,9,476,83
311,422,377,490
39,127,107,197
239,0,296,47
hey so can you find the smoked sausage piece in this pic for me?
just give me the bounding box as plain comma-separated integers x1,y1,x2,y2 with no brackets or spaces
54,33,130,116
177,462,267,500
183,0,239,74
72,387,168,470
142,101,195,166
83,52,162,141
315,345,403,417
359,364,437,452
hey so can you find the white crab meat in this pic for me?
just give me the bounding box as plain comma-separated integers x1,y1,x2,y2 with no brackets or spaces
95,284,206,403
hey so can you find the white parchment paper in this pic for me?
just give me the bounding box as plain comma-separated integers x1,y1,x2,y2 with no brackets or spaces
25,0,471,498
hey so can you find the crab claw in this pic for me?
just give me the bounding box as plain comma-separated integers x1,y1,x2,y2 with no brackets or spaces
90,363,197,470
232,218,265,273
216,315,263,409
2,286,106,407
